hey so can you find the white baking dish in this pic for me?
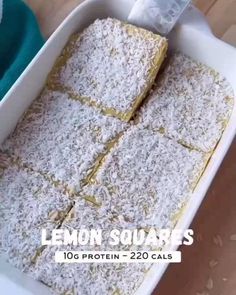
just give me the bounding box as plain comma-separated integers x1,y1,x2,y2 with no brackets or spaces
0,0,236,294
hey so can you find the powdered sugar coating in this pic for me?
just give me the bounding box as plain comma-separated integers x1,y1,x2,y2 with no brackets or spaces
0,153,72,271
139,53,234,152
53,18,167,118
32,199,151,294
1,89,126,192
93,125,207,229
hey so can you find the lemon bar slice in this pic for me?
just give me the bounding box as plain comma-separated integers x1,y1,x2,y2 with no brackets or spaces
90,125,208,229
1,89,127,193
31,199,151,295
34,253,149,295
33,243,149,295
49,18,167,121
0,153,72,271
140,52,234,152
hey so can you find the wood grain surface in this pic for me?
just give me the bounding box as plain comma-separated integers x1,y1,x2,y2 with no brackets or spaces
25,0,236,45
156,138,236,295
24,1,236,295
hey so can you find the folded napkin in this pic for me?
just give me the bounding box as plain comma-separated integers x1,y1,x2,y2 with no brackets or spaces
0,0,44,100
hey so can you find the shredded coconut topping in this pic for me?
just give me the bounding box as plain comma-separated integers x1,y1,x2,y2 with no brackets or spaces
139,52,234,152
0,153,72,271
1,89,126,192
53,18,167,118
92,126,207,229
33,245,150,295
32,198,151,295
0,21,234,295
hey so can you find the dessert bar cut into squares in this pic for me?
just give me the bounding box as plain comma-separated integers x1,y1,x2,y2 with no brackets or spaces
0,153,72,271
48,18,168,121
31,198,151,295
1,89,127,193
89,125,208,229
33,241,150,295
139,52,234,153
49,197,155,251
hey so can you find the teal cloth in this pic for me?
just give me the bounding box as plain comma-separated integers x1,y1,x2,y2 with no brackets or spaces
0,0,44,100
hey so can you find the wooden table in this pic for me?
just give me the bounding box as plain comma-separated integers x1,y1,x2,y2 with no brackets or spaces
25,1,236,295
26,0,236,46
